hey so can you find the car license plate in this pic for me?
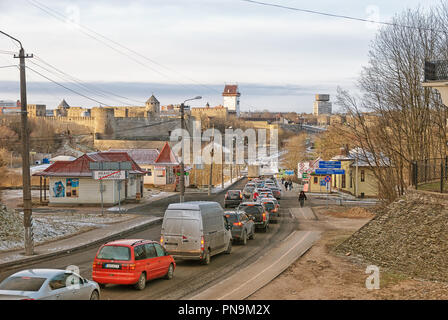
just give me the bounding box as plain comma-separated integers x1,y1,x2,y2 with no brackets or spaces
104,263,120,269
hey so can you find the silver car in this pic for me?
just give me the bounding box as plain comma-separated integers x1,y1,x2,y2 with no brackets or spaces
0,269,100,300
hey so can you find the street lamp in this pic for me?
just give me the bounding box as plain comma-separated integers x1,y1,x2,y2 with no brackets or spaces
179,96,202,202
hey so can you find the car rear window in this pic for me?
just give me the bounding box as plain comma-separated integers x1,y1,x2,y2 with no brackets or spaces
224,214,238,223
227,191,241,199
0,276,46,292
263,202,275,210
239,205,262,215
97,245,131,261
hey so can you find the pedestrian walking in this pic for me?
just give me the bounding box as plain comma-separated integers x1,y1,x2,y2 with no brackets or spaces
289,182,293,191
298,191,307,207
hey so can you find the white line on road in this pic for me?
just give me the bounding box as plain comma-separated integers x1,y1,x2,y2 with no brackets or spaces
217,231,312,300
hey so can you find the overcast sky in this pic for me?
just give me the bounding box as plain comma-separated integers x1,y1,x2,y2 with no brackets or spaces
0,0,440,112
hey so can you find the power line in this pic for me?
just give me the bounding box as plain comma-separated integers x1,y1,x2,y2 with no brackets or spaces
28,59,137,106
241,0,445,33
26,65,110,106
34,55,145,105
26,0,207,96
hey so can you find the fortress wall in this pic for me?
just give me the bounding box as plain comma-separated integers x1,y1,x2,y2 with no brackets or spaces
44,116,95,130
94,139,169,151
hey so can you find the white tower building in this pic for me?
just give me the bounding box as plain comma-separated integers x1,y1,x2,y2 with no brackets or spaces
222,84,240,117
313,94,332,116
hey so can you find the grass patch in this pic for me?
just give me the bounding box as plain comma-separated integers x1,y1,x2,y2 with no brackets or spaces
417,181,448,193
380,270,409,288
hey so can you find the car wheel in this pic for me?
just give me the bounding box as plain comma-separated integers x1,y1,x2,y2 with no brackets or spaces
249,227,255,240
134,272,146,290
241,231,247,245
201,249,211,265
90,290,100,300
225,240,232,254
165,263,174,280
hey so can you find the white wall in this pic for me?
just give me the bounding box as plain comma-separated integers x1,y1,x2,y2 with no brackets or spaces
49,177,117,204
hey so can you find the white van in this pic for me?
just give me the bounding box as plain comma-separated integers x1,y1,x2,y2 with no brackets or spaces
160,201,232,265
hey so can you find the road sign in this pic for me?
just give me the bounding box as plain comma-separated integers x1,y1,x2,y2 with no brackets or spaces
93,170,126,180
318,161,341,169
176,172,190,176
320,180,326,186
285,170,295,176
315,169,345,175
302,173,308,179
324,175,331,183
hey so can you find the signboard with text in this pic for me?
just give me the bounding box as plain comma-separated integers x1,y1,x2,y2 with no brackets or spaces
93,170,126,180
318,161,342,169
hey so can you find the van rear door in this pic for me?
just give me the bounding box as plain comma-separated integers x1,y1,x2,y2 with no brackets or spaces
163,211,201,255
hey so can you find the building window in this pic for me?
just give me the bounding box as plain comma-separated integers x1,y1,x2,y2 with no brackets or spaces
350,172,353,188
314,177,318,184
361,170,365,182
342,174,346,189
146,169,152,176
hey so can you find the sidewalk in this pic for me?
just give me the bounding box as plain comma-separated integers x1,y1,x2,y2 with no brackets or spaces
190,230,321,300
0,215,163,270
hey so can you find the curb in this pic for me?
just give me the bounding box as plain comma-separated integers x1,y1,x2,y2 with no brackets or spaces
0,217,163,271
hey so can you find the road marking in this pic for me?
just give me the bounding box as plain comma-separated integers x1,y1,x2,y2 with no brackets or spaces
217,231,313,300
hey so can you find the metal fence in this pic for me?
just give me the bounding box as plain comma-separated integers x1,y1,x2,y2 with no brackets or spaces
424,60,448,82
411,157,448,193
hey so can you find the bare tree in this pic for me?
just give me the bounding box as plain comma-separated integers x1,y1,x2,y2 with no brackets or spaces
336,7,448,202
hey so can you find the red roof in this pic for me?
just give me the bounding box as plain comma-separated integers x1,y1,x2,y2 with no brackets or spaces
155,142,178,165
109,149,160,165
222,85,240,97
33,152,146,177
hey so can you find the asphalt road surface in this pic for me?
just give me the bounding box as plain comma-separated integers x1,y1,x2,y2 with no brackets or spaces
0,179,302,300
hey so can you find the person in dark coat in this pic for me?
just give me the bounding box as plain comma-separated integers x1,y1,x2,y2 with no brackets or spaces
298,191,307,207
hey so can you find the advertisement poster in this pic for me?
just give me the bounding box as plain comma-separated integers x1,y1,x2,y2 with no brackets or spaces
66,178,79,197
53,181,65,197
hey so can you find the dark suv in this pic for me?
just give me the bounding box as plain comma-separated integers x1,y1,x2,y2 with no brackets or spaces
237,202,269,233
224,211,255,245
224,190,243,208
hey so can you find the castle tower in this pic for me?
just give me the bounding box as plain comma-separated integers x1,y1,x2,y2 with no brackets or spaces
145,94,160,119
92,107,116,139
222,84,240,117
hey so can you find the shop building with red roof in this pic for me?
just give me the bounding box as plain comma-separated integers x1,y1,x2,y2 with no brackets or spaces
33,152,146,206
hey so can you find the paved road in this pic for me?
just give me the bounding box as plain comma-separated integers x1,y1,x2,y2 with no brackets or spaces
0,179,303,300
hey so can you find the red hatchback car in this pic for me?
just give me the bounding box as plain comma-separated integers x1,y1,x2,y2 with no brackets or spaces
92,239,175,290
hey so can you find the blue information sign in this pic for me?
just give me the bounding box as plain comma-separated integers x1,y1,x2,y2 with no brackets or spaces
315,169,345,175
318,161,342,169
285,170,295,175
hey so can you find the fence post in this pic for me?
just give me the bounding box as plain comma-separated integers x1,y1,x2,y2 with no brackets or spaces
412,161,418,189
441,161,444,193
424,159,427,183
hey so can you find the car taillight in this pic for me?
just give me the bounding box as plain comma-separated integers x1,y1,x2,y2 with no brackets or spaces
233,222,243,227
93,261,102,269
262,213,266,221
200,236,205,251
122,263,136,271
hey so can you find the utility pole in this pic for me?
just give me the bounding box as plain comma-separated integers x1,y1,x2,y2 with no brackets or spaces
0,30,34,256
221,139,224,189
179,96,201,202
179,102,185,203
208,125,215,196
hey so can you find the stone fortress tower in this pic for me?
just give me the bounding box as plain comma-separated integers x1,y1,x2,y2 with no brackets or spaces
145,94,160,120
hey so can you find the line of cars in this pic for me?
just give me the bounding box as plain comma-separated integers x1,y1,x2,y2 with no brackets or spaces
0,177,283,300
223,177,283,243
